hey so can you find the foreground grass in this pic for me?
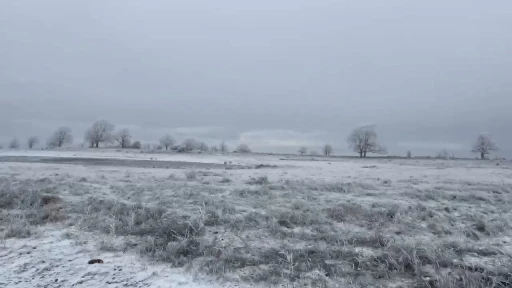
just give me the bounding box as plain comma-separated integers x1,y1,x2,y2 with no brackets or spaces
1,165,512,288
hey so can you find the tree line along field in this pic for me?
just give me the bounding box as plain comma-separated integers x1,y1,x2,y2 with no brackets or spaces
3,120,502,161
1,151,511,287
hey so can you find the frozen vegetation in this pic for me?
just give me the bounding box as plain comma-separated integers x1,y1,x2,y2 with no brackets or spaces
1,149,511,287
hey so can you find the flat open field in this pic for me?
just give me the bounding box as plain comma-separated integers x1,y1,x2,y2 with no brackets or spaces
1,150,511,287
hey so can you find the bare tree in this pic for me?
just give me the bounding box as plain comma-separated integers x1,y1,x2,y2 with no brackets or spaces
298,146,308,155
181,138,199,152
347,125,386,158
323,144,333,156
210,146,219,153
199,142,209,152
406,150,412,158
131,141,141,149
9,138,20,149
84,120,115,148
27,136,39,149
437,149,449,159
220,141,228,153
472,133,498,160
236,143,251,153
48,127,73,148
159,134,175,150
84,130,95,148
115,129,132,149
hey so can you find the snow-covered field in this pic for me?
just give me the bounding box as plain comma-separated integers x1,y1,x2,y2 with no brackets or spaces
1,149,511,287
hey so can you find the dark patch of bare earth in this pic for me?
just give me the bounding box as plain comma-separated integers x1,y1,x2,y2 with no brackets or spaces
0,156,231,170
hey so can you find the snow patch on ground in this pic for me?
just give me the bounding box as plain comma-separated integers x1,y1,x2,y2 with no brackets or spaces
0,227,244,288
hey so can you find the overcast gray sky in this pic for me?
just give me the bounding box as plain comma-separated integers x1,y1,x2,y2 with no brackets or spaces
1,0,511,157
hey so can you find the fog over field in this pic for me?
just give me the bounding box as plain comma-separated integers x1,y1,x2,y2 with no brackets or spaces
1,1,512,288
1,1,511,157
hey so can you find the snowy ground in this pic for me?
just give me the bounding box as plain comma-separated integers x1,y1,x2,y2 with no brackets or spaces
1,149,511,287
0,228,237,288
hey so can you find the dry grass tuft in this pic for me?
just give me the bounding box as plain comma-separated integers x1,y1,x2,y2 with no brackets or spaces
76,197,214,266
185,170,197,180
0,182,66,238
246,175,269,185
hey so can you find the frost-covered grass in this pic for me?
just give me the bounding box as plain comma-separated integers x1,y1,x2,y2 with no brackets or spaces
0,179,65,238
1,153,512,287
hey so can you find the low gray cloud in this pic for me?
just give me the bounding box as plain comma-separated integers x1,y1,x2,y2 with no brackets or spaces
238,129,332,153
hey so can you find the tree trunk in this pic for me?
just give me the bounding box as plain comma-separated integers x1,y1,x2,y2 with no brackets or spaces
359,151,363,158
95,142,99,148
481,152,484,160
363,151,367,158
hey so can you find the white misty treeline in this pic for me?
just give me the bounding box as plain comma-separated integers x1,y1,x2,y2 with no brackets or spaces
3,120,501,159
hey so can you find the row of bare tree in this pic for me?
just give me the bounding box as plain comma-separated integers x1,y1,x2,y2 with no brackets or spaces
7,126,74,149
298,145,333,156
347,125,499,159
5,120,254,153
82,120,253,153
416,134,498,160
298,125,499,160
4,121,499,159
297,125,384,158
